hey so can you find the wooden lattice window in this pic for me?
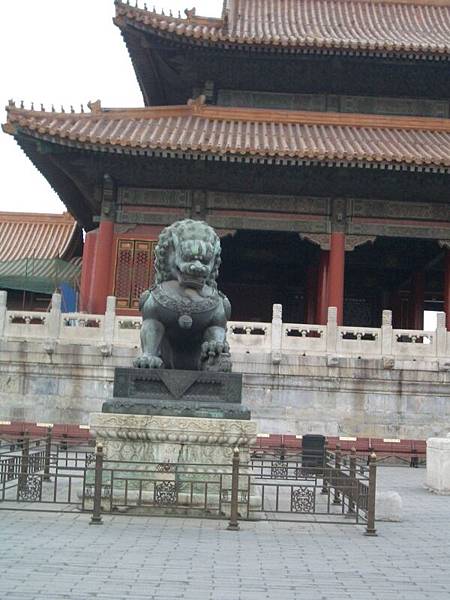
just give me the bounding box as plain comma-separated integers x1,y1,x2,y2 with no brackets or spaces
114,240,156,309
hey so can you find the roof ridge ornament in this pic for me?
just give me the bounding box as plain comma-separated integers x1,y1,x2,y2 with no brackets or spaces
185,7,196,20
88,99,102,114
187,95,206,111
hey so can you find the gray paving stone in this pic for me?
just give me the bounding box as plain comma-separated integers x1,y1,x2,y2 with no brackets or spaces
0,468,449,600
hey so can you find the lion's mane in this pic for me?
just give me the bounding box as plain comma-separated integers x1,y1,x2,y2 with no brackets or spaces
154,220,222,288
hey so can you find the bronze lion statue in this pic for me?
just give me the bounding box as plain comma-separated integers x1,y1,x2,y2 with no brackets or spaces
134,219,232,372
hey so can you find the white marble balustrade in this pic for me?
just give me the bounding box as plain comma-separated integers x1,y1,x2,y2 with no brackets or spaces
0,291,449,362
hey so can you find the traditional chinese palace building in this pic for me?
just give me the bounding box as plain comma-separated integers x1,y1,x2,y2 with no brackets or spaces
0,212,82,310
4,0,450,329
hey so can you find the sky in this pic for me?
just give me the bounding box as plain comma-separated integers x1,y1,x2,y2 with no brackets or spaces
0,0,223,215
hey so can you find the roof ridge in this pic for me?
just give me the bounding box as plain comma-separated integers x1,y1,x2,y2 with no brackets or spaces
6,101,450,132
0,211,74,222
114,1,224,26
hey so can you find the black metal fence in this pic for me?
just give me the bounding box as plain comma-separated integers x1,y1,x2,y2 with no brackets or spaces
0,432,377,535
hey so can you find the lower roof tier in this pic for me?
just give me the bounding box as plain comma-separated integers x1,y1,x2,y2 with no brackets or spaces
4,100,450,230
5,100,450,171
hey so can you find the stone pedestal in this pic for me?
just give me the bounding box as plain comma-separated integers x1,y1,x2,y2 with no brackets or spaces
103,368,249,420
91,412,257,463
426,435,450,495
89,412,258,512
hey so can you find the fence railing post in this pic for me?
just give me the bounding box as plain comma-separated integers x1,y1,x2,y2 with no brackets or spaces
43,426,53,482
17,431,30,499
347,447,357,515
321,438,329,494
227,448,240,531
90,444,104,525
365,452,378,536
333,443,341,505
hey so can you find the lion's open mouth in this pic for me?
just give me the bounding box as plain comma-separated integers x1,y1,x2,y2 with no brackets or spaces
177,269,205,289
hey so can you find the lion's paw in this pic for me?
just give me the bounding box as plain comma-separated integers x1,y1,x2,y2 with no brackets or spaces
200,340,230,360
133,355,164,369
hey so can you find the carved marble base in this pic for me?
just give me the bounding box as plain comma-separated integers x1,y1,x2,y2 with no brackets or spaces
88,412,258,513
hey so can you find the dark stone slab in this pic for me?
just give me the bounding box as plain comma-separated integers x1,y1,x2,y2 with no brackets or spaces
102,368,250,420
113,368,242,403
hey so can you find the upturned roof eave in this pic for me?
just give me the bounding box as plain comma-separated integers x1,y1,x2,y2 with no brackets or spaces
5,103,450,174
114,0,450,60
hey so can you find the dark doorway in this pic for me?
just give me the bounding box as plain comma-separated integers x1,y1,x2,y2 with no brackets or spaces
219,231,318,323
345,237,444,328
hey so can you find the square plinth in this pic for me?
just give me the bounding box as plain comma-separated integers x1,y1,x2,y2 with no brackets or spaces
103,368,249,419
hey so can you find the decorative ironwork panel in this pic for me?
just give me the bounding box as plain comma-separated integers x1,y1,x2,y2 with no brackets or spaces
154,481,177,505
85,452,95,466
291,486,315,513
18,475,42,502
156,462,174,473
271,462,288,479
294,467,316,480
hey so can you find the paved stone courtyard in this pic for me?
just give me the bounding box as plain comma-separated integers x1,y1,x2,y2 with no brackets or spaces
1,467,449,600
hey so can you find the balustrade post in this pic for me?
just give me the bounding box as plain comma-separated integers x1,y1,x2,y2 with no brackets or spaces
43,426,53,482
227,448,240,531
365,452,378,536
90,444,104,525
436,312,447,358
381,310,393,357
326,307,338,355
47,292,62,339
333,443,342,505
0,291,7,338
103,296,116,347
271,304,283,365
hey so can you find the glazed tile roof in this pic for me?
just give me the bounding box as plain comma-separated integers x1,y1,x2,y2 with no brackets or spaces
0,211,80,262
5,100,450,171
115,0,450,58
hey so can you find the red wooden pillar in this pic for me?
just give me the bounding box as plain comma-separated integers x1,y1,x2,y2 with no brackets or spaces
89,175,116,315
79,231,96,312
445,249,450,331
90,220,114,314
411,271,425,330
305,264,317,324
316,250,329,325
328,232,345,326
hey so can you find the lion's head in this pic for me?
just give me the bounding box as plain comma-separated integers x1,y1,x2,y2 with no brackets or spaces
154,220,221,289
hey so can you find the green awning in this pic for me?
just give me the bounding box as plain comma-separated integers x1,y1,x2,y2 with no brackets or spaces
0,257,81,295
